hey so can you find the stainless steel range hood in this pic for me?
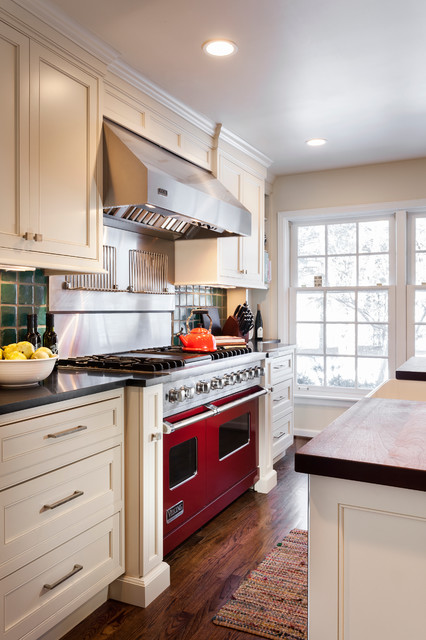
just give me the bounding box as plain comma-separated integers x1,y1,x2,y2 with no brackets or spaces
103,119,251,240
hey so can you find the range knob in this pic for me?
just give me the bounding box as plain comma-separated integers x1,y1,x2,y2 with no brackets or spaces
184,385,195,399
235,371,243,383
211,377,224,390
248,368,256,379
224,373,236,385
240,370,249,382
255,365,265,377
196,380,211,394
168,387,186,403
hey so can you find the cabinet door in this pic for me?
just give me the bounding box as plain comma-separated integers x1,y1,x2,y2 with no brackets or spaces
29,42,101,260
0,21,30,249
241,171,264,287
218,155,243,280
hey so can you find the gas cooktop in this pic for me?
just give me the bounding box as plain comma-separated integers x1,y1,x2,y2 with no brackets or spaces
58,345,252,373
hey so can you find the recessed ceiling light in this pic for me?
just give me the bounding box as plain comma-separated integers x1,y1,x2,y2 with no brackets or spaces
306,138,327,146
202,39,238,57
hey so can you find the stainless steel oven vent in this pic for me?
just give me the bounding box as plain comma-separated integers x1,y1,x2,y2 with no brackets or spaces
128,249,170,294
64,245,119,291
103,119,251,240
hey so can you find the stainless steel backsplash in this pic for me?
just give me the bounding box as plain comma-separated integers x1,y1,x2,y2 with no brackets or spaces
49,225,175,357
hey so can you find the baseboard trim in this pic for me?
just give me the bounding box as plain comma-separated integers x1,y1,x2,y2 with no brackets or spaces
108,562,170,608
254,469,277,494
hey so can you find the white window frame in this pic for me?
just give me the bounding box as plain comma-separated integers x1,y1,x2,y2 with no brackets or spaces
277,199,426,403
406,209,426,358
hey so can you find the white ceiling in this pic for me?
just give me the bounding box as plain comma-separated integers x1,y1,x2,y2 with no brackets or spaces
36,0,426,176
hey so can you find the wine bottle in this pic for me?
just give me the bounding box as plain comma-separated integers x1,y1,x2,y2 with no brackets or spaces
43,312,58,355
254,305,263,341
25,314,41,349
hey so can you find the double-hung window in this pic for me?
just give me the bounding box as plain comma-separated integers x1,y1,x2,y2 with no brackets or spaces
289,215,395,397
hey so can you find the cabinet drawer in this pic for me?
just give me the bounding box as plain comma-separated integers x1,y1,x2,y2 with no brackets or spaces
0,513,122,640
0,446,122,578
272,410,294,442
271,378,293,417
0,391,123,489
270,353,293,382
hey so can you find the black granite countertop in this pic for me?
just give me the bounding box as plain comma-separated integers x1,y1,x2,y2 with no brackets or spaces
0,369,160,415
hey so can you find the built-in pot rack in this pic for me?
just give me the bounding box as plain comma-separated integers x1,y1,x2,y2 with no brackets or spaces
63,245,171,294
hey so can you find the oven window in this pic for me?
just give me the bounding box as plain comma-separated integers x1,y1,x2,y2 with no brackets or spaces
219,413,250,460
169,437,198,489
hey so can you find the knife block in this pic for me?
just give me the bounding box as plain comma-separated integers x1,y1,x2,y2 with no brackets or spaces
222,316,249,342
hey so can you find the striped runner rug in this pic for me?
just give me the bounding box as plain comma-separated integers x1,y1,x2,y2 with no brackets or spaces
212,528,308,639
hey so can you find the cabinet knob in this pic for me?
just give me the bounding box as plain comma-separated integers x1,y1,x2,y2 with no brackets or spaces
23,231,34,241
34,233,43,242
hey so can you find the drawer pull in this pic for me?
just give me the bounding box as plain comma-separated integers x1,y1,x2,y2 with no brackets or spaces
273,431,286,439
43,490,84,510
43,564,83,591
273,396,286,403
47,425,88,439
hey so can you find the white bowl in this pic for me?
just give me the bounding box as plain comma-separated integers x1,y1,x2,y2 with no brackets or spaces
0,356,58,387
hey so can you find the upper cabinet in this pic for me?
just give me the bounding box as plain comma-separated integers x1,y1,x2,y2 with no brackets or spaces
0,11,103,272
174,153,266,289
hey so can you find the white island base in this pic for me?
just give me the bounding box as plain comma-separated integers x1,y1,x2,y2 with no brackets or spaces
309,474,426,640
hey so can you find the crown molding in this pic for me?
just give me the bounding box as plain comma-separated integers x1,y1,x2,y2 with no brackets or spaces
13,0,272,168
12,0,119,64
220,126,273,169
107,58,216,138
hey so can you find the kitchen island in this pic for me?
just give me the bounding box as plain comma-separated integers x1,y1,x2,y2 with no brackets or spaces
295,379,426,640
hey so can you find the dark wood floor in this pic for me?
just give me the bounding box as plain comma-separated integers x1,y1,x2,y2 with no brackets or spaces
61,437,309,640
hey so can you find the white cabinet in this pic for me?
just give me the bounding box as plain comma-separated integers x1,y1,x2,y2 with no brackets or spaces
0,389,124,640
0,13,103,272
266,347,295,460
174,154,266,289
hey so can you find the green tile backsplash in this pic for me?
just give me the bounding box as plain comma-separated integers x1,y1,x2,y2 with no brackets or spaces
172,285,227,344
0,270,48,346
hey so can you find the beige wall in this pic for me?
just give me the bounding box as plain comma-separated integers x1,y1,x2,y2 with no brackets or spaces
266,157,426,434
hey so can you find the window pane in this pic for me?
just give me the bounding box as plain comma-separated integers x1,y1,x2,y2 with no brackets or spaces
296,323,323,354
296,355,324,386
297,257,325,287
358,254,389,285
415,218,426,250
415,253,426,285
326,357,355,388
327,223,356,255
358,290,388,322
327,256,356,286
414,325,426,356
414,290,426,323
357,358,387,389
326,291,355,321
297,225,325,256
359,220,389,253
296,291,324,321
358,324,388,356
326,324,355,355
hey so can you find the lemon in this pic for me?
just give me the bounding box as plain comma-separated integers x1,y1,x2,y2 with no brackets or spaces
16,341,35,359
7,351,27,360
0,348,3,360
36,347,53,357
3,343,17,354
31,348,50,360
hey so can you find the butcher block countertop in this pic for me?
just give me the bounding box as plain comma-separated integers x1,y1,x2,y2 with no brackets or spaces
295,396,426,492
396,356,426,380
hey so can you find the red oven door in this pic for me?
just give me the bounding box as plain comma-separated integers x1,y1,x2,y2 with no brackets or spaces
163,406,207,542
205,389,259,504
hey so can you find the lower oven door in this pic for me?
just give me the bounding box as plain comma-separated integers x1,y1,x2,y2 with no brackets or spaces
163,386,266,554
205,389,259,504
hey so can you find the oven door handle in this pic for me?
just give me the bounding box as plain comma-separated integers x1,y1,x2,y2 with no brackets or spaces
206,386,269,415
163,407,217,434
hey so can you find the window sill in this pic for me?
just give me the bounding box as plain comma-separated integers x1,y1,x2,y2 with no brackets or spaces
294,393,361,408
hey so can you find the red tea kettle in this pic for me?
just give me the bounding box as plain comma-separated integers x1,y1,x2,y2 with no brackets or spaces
179,309,217,352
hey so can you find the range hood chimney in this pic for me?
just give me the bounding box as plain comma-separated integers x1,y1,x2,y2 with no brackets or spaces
103,119,251,240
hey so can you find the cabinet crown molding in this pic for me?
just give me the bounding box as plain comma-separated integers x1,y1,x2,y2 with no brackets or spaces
12,0,272,169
